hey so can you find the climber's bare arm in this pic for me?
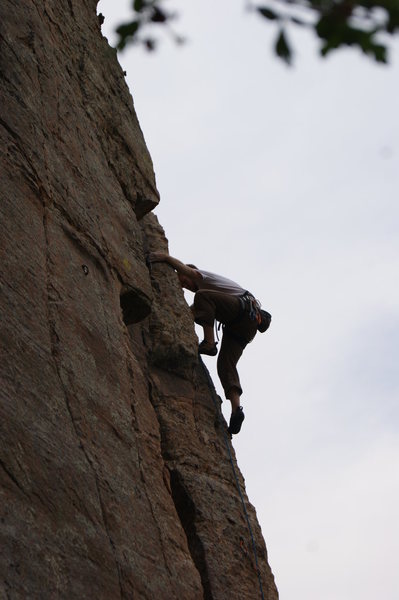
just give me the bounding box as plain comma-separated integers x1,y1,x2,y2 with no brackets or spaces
148,252,202,282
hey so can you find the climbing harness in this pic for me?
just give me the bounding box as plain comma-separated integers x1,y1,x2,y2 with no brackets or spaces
200,358,266,600
222,291,262,329
239,294,272,334
241,292,262,325
214,291,267,347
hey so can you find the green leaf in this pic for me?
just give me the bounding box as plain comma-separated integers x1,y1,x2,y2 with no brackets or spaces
257,7,279,21
372,44,387,63
133,0,145,12
275,29,292,64
151,7,168,22
290,16,306,26
144,38,157,51
116,20,141,50
387,9,399,33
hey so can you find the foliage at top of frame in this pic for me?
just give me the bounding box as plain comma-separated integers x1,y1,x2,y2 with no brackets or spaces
112,0,399,64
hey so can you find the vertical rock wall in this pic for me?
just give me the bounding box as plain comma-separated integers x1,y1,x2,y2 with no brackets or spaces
0,1,278,598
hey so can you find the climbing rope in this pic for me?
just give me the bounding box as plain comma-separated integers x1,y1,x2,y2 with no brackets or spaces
200,358,266,600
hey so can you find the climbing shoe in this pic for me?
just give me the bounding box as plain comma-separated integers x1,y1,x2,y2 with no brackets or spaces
198,340,218,356
228,406,245,435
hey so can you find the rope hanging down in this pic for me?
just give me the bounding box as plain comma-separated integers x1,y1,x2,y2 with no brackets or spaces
199,358,266,600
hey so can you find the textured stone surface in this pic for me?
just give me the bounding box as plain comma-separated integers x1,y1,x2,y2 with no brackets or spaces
139,214,278,600
0,1,278,599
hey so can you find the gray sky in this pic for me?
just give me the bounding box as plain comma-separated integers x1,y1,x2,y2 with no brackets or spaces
98,1,399,598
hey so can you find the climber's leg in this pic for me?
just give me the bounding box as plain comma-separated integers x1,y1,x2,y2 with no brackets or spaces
193,291,241,355
217,334,244,399
227,387,241,413
193,290,240,329
217,331,249,434
203,323,215,345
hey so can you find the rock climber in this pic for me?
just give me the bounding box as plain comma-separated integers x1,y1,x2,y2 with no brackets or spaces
148,252,271,435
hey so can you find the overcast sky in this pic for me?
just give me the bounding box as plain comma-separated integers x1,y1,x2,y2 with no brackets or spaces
98,2,399,598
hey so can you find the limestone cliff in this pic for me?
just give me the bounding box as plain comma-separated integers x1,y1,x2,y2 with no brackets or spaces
0,1,278,598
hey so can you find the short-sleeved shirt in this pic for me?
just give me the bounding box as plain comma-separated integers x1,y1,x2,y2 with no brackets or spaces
197,269,247,296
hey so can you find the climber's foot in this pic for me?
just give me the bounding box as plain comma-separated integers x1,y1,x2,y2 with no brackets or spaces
228,406,245,435
198,340,218,356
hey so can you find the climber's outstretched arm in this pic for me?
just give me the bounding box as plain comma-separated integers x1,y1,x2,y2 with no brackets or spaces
148,252,202,282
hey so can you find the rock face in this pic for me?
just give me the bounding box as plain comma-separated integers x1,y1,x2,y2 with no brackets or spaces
0,1,278,599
